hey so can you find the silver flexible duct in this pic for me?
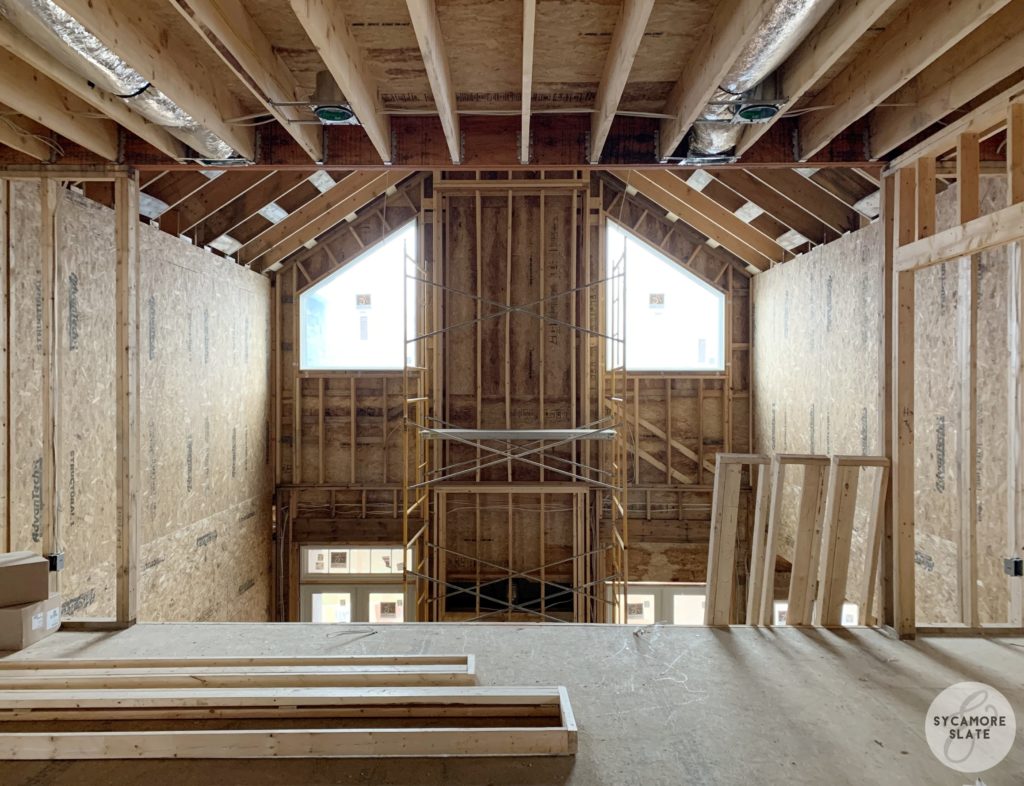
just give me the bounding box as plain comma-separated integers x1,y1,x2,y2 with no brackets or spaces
689,0,835,157
0,0,236,159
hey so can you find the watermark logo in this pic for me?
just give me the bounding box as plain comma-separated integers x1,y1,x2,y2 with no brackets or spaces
926,681,1016,773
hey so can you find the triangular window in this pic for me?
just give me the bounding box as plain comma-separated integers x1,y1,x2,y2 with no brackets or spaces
299,222,417,370
606,221,725,371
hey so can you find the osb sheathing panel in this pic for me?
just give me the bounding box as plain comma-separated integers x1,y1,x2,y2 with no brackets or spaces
138,223,272,621
915,178,1011,624
8,181,44,554
56,191,118,618
752,223,884,598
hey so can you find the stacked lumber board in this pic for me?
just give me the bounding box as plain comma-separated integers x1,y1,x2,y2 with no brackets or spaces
0,655,578,759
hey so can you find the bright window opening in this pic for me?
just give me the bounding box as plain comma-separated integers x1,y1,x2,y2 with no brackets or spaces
606,221,725,372
299,222,417,370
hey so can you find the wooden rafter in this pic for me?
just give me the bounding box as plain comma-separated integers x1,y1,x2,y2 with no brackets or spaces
589,0,654,164
290,0,392,164
626,170,785,271
711,169,838,245
869,4,1024,158
658,0,776,161
736,0,897,156
0,50,118,160
160,170,275,238
0,105,52,161
170,0,324,162
0,17,185,161
798,0,1014,159
191,170,313,247
145,172,214,212
743,169,859,235
54,0,255,160
406,0,460,164
520,0,536,165
241,170,408,271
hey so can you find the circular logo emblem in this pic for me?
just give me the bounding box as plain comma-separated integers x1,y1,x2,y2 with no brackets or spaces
926,681,1016,773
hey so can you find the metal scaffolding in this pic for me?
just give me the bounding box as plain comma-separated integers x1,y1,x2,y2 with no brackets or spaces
402,196,629,623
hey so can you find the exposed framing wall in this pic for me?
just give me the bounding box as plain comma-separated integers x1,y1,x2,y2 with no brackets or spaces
271,170,752,621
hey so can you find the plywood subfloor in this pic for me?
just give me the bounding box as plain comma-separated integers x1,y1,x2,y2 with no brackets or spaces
0,624,1021,785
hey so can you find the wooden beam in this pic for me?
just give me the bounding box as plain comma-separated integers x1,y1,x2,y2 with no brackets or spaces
406,0,460,164
711,169,838,245
892,167,916,637
0,108,52,161
705,459,743,626
54,0,255,159
798,0,1014,159
170,0,324,162
165,170,275,238
246,171,409,271
191,170,313,247
869,5,1024,157
520,0,536,165
145,171,214,211
291,0,392,164
114,174,140,626
814,460,860,626
786,460,829,626
589,0,654,164
743,168,860,234
1010,100,1024,205
737,0,896,156
627,170,786,270
0,17,185,161
895,200,1024,273
658,0,775,160
0,50,118,160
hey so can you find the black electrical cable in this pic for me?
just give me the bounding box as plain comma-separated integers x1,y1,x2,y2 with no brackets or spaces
114,82,152,99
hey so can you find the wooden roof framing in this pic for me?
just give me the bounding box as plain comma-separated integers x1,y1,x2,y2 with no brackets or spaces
0,0,1017,168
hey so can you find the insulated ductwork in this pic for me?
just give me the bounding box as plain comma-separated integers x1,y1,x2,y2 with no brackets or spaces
0,0,237,160
687,0,835,158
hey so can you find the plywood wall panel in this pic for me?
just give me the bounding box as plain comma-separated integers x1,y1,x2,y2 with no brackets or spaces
55,190,117,618
137,221,272,622
8,180,44,554
752,224,883,587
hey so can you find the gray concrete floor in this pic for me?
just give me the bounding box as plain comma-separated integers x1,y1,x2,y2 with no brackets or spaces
0,623,1022,785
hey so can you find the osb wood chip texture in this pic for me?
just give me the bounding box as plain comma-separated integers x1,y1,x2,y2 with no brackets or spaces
138,222,273,622
4,183,272,621
915,177,1011,625
752,223,884,610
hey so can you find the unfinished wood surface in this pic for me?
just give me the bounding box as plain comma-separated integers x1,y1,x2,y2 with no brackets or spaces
814,457,889,627
752,224,884,574
0,664,477,689
785,458,829,627
745,462,772,625
704,454,767,626
0,686,577,759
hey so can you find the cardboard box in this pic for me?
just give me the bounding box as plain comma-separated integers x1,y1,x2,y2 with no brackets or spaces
0,551,49,608
0,593,61,651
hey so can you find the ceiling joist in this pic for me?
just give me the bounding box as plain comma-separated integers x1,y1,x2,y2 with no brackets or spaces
658,0,776,161
0,17,186,161
170,0,324,162
0,49,118,160
54,0,255,160
520,0,536,166
406,0,461,165
798,0,1015,159
589,0,655,165
869,3,1024,158
290,0,392,164
736,0,897,156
